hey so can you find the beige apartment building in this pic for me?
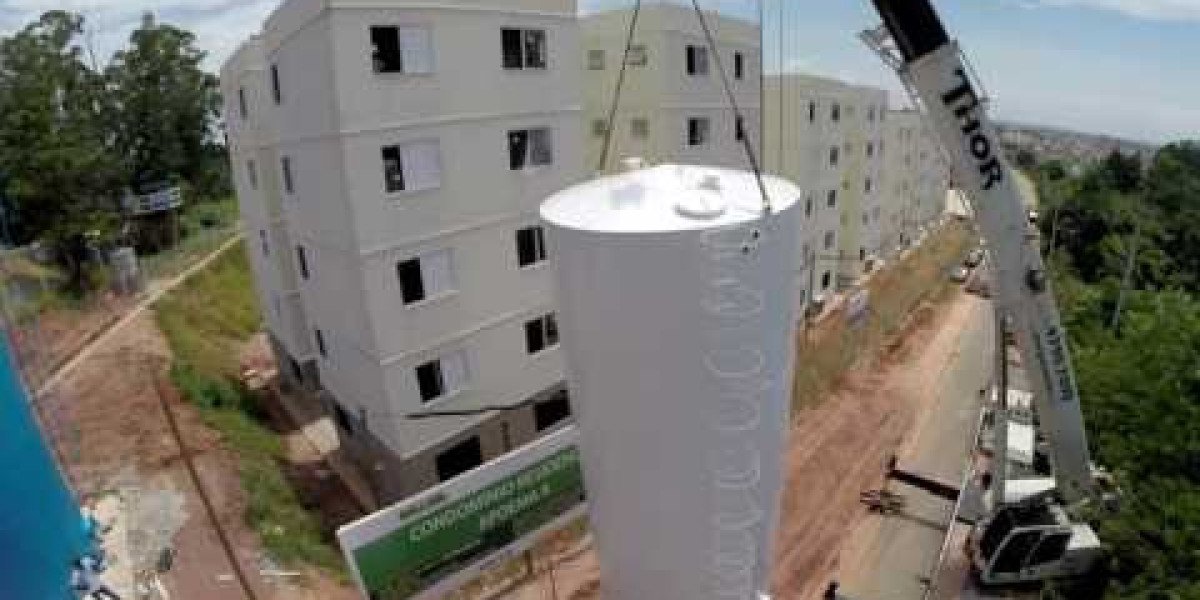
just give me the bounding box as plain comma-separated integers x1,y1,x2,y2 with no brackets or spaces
581,4,761,173
222,0,584,503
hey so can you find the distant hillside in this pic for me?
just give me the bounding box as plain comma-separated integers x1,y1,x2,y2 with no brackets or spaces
997,122,1159,168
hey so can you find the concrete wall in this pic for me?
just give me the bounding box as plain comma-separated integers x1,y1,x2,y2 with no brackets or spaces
581,5,760,172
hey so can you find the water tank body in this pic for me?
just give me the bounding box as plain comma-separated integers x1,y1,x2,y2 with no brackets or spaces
0,334,86,598
542,165,800,600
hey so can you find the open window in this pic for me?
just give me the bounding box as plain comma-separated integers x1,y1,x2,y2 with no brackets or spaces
502,28,547,70
508,128,553,170
370,25,433,74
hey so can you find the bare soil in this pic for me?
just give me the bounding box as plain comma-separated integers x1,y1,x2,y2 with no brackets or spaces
42,306,356,599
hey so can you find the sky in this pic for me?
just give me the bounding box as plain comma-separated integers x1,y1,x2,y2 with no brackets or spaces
1,0,1196,143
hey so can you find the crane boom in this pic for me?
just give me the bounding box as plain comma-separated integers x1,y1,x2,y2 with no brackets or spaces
865,0,1095,505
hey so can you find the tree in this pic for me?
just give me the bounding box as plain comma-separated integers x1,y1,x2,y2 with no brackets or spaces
0,11,123,289
105,12,221,194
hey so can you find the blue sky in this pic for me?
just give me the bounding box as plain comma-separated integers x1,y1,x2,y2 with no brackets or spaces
2,0,1195,143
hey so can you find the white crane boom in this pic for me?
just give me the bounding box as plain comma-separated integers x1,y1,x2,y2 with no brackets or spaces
864,0,1095,506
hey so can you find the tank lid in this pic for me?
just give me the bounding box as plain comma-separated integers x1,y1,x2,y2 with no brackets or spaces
541,164,797,234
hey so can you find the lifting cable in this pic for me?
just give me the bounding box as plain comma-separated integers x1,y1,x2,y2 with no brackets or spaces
595,0,773,215
688,0,772,214
595,0,644,175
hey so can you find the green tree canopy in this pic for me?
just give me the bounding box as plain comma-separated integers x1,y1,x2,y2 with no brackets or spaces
0,11,122,280
105,12,221,190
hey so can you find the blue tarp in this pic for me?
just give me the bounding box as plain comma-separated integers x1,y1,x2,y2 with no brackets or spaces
0,333,86,599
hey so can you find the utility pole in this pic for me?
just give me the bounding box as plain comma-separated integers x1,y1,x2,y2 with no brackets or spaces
1110,212,1141,334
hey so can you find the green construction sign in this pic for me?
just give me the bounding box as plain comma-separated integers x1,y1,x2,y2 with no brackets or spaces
350,445,585,599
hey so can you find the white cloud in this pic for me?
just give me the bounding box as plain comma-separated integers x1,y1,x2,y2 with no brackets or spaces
1027,0,1200,22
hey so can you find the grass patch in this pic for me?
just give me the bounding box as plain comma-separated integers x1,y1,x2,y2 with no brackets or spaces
792,220,976,413
155,242,344,574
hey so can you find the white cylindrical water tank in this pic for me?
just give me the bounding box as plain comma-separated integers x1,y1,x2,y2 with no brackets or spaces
542,164,800,600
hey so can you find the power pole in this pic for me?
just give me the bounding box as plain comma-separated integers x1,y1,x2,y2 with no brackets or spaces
1110,212,1140,334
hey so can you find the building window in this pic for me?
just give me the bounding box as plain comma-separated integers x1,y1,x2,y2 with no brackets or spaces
502,28,546,70
314,328,327,357
246,159,257,189
866,142,874,158
524,313,559,354
822,270,832,290
508,128,553,170
416,349,468,404
591,119,608,138
516,226,548,267
258,229,268,256
281,156,294,194
829,146,839,166
369,25,433,74
435,435,482,481
587,49,605,70
862,212,869,225
237,87,248,119
831,102,840,122
687,117,710,146
735,116,745,141
381,140,441,193
867,105,876,122
734,52,744,80
534,390,571,431
631,117,649,138
269,63,281,104
627,45,648,66
859,247,866,261
296,245,309,279
865,178,872,193
827,189,837,208
685,45,708,76
824,230,835,250
397,248,455,305
808,101,816,123
805,195,813,217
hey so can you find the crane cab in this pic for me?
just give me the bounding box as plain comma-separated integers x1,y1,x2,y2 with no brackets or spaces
970,502,1102,585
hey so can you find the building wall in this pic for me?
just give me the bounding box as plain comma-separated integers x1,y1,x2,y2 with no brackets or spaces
763,74,886,307
880,109,948,257
581,5,760,173
226,0,583,503
221,37,317,376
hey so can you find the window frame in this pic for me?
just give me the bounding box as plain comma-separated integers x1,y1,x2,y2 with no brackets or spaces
397,248,456,306
502,27,548,70
381,139,442,194
314,328,327,358
269,63,281,105
685,44,709,76
416,349,469,404
237,87,248,119
587,48,605,70
686,116,710,147
507,127,554,170
516,226,548,268
281,155,294,195
296,245,309,280
524,313,559,355
631,117,649,139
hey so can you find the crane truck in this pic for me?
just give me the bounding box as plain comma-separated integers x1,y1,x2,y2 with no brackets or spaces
859,0,1114,587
